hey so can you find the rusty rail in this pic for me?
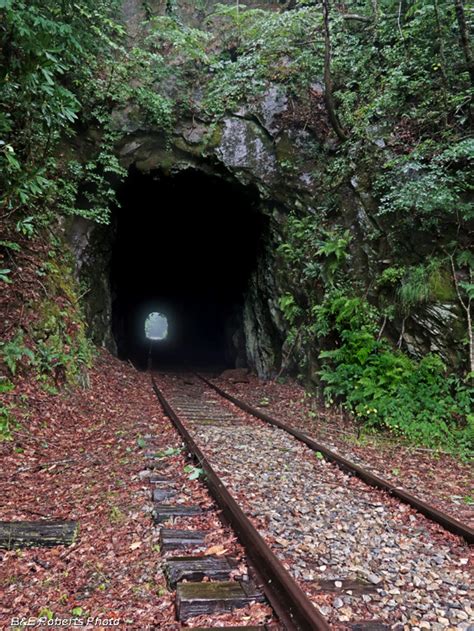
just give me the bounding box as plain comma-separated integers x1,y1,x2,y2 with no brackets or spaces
151,376,331,631
197,374,474,546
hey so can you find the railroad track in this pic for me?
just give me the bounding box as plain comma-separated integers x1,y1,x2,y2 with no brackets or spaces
151,373,473,630
197,374,474,546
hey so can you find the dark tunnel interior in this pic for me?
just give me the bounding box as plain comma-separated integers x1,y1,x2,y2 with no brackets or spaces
110,167,265,370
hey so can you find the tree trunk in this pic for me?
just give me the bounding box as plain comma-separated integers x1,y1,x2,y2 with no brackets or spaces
453,0,474,85
322,0,349,141
449,254,474,378
371,0,379,22
434,0,449,126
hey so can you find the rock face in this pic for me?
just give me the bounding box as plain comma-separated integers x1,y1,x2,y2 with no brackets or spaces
217,117,278,186
122,0,285,30
67,0,468,378
67,217,116,353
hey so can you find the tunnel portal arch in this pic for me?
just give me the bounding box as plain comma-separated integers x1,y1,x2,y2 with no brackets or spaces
109,165,269,370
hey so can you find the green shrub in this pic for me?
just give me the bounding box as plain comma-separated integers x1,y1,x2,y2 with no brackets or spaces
0,332,35,376
319,296,473,454
397,260,455,312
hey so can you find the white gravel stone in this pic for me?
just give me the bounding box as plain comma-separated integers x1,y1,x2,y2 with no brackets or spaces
165,384,474,628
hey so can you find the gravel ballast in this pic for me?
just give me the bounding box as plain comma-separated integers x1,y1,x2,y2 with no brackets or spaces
161,376,473,630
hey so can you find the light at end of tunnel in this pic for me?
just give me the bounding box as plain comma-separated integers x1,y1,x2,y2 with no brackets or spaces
145,312,168,341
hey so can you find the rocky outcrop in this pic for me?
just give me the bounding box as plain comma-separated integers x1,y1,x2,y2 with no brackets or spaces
67,217,116,352
67,0,468,378
73,82,467,375
244,252,284,377
217,117,278,187
122,0,285,31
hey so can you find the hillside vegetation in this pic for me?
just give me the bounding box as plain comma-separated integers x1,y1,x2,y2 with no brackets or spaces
0,0,473,454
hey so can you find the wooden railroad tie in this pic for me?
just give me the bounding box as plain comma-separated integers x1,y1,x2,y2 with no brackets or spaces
149,474,173,484
0,521,78,549
153,504,203,523
164,555,236,587
176,580,265,620
160,528,208,552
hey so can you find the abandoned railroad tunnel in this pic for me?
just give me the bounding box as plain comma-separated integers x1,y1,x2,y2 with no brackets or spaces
110,167,267,370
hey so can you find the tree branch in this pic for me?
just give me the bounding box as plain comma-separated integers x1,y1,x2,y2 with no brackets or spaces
322,0,349,141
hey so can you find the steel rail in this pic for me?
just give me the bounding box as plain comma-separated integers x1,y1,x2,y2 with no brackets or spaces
197,374,474,546
151,376,331,631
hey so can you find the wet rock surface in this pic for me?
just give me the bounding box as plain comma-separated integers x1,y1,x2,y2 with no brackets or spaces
217,117,278,185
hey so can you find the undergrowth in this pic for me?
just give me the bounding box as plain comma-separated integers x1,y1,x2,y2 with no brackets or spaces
0,228,95,441
316,295,473,456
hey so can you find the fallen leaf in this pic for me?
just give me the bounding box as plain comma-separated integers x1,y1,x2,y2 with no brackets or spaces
130,541,142,550
204,544,227,556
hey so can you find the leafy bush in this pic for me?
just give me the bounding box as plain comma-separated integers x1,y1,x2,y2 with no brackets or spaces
0,332,35,376
0,0,125,223
318,295,473,453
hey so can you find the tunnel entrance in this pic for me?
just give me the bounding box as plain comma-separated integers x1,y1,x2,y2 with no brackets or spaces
110,167,265,370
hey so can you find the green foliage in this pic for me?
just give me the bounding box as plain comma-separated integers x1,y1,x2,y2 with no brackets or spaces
455,249,474,303
333,1,471,138
203,5,321,115
278,217,351,291
0,332,35,375
155,446,182,458
16,216,35,237
318,294,473,454
0,379,15,440
0,404,15,441
279,294,302,326
0,240,20,253
0,268,12,283
38,608,54,622
0,0,126,223
134,88,174,128
184,464,204,480
312,293,378,337
0,249,95,389
148,15,210,64
136,436,147,449
397,259,454,312
377,140,473,232
135,16,209,119
31,294,94,387
108,505,125,524
376,266,406,289
317,229,351,286
59,146,127,224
